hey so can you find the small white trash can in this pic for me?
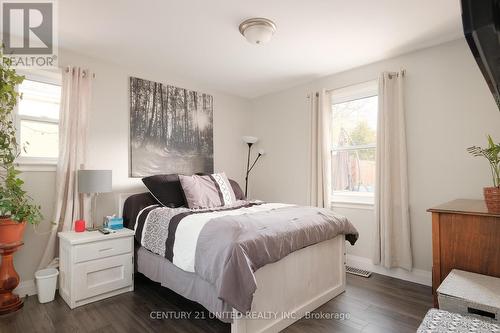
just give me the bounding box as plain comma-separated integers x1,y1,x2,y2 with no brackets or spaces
35,268,59,303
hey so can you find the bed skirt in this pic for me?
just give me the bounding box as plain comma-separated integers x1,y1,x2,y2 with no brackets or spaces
137,246,234,323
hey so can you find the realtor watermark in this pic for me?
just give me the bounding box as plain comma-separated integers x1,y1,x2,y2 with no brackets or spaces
1,0,57,68
149,310,351,321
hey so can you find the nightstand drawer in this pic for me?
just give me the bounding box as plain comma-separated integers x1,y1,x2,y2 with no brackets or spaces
74,237,132,263
73,253,133,302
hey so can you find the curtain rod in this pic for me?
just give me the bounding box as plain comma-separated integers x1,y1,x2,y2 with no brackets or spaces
317,69,406,96
325,78,378,94
64,66,96,79
388,69,406,79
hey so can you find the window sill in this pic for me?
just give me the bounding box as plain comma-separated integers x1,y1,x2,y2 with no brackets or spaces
16,160,57,172
331,192,374,210
331,201,374,210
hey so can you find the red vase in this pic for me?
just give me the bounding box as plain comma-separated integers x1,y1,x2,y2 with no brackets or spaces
0,217,26,315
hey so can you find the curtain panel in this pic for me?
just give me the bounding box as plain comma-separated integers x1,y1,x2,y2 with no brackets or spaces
373,72,413,270
309,90,332,208
38,66,92,269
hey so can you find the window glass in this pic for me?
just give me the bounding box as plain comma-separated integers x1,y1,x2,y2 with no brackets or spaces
17,78,61,160
19,120,59,158
18,80,61,120
331,95,377,195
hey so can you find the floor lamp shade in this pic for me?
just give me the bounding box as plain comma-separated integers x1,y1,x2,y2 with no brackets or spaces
78,170,112,193
242,136,258,144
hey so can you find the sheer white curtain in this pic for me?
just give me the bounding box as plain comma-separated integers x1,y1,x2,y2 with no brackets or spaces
309,90,332,208
373,72,413,270
38,67,92,269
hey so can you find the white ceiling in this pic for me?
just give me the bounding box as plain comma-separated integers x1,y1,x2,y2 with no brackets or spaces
59,0,463,99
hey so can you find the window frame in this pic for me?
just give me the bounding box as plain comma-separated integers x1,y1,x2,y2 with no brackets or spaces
330,80,378,207
15,69,62,169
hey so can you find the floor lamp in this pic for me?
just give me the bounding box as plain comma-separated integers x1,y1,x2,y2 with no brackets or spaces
78,170,112,231
242,136,265,198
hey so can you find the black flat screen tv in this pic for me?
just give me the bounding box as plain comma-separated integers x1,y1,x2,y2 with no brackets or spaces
462,0,500,107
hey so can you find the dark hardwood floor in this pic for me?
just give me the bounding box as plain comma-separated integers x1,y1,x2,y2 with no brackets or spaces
0,273,432,333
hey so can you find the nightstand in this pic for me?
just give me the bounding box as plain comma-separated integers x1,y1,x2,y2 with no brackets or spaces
58,228,134,309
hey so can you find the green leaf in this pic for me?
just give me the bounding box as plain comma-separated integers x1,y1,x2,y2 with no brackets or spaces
0,51,41,225
487,135,495,149
468,136,500,188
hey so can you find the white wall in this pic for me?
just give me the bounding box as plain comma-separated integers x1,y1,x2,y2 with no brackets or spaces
14,50,251,282
249,39,500,273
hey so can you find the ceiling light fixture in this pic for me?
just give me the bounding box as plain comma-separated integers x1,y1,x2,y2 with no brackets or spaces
239,18,276,45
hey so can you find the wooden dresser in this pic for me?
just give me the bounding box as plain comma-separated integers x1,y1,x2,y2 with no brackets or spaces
428,199,500,307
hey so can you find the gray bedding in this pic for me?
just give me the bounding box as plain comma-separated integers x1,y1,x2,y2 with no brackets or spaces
135,201,358,314
196,205,358,312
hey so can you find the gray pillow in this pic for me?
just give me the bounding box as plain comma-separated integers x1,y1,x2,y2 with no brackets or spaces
229,179,245,200
179,172,237,209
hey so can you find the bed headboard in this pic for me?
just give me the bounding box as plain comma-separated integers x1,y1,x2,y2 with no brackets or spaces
119,191,159,229
117,192,142,217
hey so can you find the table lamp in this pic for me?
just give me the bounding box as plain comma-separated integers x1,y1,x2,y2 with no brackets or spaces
78,170,112,231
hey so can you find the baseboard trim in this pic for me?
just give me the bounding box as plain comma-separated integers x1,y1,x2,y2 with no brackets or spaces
14,279,37,298
347,254,432,286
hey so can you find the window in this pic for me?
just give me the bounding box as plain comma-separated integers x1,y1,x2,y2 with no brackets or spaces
331,80,378,205
16,71,61,165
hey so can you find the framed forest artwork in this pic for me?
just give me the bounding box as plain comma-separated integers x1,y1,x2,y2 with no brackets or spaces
129,77,214,177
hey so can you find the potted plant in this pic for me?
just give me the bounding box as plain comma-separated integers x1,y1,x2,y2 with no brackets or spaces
0,56,42,245
468,135,500,212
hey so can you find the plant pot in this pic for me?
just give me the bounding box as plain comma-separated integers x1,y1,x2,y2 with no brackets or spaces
0,218,25,315
484,187,500,213
0,218,26,246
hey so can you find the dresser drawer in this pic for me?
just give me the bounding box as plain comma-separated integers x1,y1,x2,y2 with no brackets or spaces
73,253,133,302
73,237,132,263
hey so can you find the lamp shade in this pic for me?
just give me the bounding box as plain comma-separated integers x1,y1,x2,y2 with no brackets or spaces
242,136,258,144
78,170,112,193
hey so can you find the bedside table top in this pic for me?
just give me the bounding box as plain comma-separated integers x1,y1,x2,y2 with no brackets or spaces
58,228,135,245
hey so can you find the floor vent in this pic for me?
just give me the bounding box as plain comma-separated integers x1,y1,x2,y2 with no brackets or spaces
346,265,372,278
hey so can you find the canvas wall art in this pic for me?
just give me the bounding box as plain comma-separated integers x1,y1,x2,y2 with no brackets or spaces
129,77,214,177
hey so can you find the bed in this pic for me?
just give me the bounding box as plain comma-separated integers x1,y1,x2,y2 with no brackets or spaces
120,176,358,333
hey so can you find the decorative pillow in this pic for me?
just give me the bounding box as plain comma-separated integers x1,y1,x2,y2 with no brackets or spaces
195,173,245,200
179,172,237,209
142,174,185,208
229,179,245,200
